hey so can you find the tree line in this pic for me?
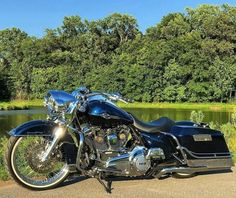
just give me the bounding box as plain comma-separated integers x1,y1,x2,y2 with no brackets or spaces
0,4,236,102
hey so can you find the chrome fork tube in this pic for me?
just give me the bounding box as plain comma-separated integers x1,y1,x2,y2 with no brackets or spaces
41,127,65,162
76,132,85,171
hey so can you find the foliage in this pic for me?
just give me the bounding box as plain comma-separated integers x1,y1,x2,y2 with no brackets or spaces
0,5,236,102
207,112,236,160
231,112,236,127
0,137,9,180
1,100,236,111
190,110,205,123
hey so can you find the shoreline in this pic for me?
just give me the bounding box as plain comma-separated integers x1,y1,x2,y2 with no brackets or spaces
0,100,43,110
0,100,235,111
119,102,236,111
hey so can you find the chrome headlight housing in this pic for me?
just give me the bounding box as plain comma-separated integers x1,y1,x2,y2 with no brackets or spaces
44,90,78,121
44,96,71,119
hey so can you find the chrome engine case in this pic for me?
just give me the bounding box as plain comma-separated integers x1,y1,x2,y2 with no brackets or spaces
105,146,165,176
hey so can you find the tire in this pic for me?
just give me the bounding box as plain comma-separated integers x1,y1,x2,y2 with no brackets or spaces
5,136,70,190
172,172,196,179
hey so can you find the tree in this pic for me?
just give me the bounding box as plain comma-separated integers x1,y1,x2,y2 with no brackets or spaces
0,5,236,103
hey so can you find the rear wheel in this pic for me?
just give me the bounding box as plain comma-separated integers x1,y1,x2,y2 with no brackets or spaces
5,136,70,190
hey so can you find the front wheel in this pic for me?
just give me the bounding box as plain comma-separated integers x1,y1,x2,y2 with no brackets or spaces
5,136,70,190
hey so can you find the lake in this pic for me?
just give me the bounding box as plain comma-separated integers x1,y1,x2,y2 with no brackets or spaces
0,107,233,137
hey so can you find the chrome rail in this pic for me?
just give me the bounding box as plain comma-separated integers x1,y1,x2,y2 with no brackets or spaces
76,132,85,171
160,132,188,164
182,147,232,159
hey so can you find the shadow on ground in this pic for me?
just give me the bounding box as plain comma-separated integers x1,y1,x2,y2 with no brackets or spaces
58,168,233,189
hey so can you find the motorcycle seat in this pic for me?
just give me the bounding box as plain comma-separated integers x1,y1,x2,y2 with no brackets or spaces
132,115,175,133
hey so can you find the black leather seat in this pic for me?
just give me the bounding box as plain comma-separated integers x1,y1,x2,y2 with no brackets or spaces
132,116,175,133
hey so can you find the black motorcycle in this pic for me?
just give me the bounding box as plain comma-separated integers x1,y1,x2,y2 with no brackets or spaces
5,87,234,192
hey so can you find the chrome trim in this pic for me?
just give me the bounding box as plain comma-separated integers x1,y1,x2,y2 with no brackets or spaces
76,132,85,171
41,126,66,162
187,158,234,168
161,132,187,164
173,153,184,164
193,134,212,142
182,147,232,159
146,148,165,160
105,146,151,176
155,166,231,179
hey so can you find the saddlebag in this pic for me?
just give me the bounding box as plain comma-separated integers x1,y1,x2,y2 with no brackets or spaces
169,125,234,168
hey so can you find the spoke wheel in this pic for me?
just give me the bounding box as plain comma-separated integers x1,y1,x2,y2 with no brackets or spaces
6,137,70,190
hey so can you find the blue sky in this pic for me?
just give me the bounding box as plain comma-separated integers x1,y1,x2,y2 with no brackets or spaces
0,0,235,37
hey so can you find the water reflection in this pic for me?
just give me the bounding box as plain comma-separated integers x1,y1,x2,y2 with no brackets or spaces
0,107,232,137
126,108,232,124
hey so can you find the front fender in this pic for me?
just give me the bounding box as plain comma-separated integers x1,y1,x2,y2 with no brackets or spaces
9,120,57,136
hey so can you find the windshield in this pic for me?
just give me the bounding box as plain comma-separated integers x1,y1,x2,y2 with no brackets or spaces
47,90,76,106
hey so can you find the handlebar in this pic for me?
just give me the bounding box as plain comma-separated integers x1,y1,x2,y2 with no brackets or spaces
103,93,134,104
73,90,133,104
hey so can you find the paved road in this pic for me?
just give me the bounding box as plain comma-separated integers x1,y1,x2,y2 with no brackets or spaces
0,168,236,198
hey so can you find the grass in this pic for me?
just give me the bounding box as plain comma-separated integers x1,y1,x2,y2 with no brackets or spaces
119,102,236,112
0,137,8,181
0,100,236,111
0,100,43,110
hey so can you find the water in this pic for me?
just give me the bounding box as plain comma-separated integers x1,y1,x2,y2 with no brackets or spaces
0,107,233,137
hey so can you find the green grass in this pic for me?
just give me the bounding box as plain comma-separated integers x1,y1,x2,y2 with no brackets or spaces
0,100,43,110
1,100,236,111
0,137,9,181
119,102,236,112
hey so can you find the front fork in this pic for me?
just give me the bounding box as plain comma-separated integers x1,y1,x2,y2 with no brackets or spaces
41,126,66,162
41,125,85,171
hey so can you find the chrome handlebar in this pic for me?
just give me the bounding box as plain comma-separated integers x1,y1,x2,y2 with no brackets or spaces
70,89,134,113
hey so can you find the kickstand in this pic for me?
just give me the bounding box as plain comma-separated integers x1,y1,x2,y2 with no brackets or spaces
96,173,113,193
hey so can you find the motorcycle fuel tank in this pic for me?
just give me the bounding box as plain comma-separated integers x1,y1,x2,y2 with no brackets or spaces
86,100,133,127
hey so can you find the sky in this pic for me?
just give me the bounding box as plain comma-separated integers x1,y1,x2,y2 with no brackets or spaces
0,0,236,37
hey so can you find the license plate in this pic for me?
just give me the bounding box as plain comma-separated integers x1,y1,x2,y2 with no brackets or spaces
193,134,212,142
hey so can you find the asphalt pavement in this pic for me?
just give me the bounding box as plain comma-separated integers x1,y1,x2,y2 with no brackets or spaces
0,168,235,198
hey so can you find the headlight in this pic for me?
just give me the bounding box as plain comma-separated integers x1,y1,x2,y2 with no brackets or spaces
44,90,78,122
44,95,76,121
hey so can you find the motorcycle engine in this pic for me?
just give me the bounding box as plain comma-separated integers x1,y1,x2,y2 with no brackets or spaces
89,125,165,176
91,125,131,160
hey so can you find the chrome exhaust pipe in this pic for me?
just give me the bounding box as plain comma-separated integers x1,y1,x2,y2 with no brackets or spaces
155,166,231,179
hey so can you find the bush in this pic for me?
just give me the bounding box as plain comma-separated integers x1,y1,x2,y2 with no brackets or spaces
0,137,9,180
205,112,236,158
231,111,236,128
190,110,204,123
220,123,236,154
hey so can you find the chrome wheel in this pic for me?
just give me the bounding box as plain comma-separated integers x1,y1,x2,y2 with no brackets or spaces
10,136,69,189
